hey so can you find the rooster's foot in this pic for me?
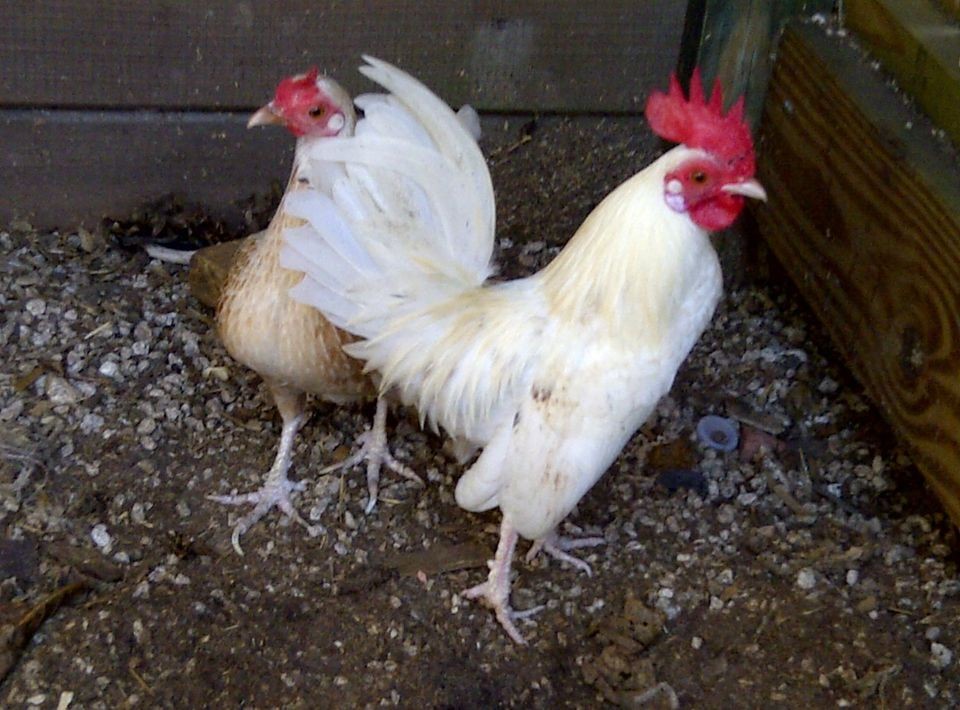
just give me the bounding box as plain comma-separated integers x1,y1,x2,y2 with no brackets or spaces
462,578,543,646
526,528,605,576
463,518,542,644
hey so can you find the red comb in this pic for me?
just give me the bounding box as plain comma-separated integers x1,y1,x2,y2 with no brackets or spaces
274,67,320,106
645,68,754,173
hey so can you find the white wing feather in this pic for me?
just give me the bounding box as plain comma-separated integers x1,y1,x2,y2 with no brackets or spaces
279,56,537,443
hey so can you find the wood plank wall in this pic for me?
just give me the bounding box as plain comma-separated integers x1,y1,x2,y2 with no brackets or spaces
686,0,832,122
0,1,688,228
846,0,960,147
753,22,960,526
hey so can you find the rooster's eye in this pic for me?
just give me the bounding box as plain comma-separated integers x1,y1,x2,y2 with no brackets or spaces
308,106,325,118
691,171,707,184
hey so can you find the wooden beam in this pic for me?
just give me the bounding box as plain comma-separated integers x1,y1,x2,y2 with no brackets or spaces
845,0,960,146
0,0,686,113
690,0,832,121
934,0,960,21
753,22,960,526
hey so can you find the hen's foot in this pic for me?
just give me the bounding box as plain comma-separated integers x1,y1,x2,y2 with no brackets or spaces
208,409,320,555
526,529,605,576
321,398,422,513
208,475,321,555
463,519,542,644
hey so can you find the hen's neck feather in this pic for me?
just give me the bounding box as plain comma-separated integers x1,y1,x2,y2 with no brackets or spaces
539,146,715,343
262,134,326,245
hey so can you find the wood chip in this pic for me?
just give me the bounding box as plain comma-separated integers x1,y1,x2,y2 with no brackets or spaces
379,542,490,577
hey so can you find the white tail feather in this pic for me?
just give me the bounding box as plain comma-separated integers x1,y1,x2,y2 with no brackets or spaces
280,57,509,437
455,105,482,141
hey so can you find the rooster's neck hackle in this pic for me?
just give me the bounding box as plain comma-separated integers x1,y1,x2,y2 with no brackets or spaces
540,146,717,344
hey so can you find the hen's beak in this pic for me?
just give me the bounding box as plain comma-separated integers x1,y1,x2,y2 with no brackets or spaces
722,178,767,202
247,103,284,129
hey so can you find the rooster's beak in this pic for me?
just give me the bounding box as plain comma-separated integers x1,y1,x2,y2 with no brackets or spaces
247,103,284,129
722,178,767,202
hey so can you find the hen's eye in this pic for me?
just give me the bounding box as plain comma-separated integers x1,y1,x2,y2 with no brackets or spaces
308,106,325,118
692,171,707,184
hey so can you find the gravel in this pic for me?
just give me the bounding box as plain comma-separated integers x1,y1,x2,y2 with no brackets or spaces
0,114,957,707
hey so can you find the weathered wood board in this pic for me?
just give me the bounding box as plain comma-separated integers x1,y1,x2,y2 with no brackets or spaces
0,0,686,113
934,0,960,21
1,109,292,229
685,0,832,122
846,0,960,147
753,23,960,526
0,0,688,228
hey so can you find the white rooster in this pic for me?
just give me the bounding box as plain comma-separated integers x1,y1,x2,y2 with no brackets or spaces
281,66,766,642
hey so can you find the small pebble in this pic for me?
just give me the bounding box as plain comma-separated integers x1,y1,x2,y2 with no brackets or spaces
796,568,817,590
0,399,24,421
818,376,839,394
930,643,952,670
91,523,112,552
80,412,105,433
45,376,82,405
25,298,46,317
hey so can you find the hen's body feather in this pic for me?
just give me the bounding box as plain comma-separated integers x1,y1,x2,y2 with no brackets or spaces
217,195,371,405
213,57,484,548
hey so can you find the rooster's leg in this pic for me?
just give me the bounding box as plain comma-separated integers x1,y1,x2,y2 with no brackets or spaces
320,397,422,513
525,528,605,576
462,517,543,644
208,387,320,554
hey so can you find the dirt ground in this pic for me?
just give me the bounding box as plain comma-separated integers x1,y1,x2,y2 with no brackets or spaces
1,108,958,710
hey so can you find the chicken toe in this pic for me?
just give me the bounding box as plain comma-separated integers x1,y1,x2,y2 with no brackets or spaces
320,397,422,513
463,518,543,644
209,471,320,556
208,390,320,554
526,529,605,576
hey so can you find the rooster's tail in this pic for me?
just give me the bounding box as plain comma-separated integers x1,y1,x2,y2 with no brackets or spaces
279,55,495,342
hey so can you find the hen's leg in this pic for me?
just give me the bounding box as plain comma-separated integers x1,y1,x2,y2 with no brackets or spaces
463,517,543,644
208,386,320,554
321,397,422,513
526,528,605,576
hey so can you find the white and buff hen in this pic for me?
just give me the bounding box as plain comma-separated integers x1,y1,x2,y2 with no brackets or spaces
281,68,766,641
211,64,481,552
